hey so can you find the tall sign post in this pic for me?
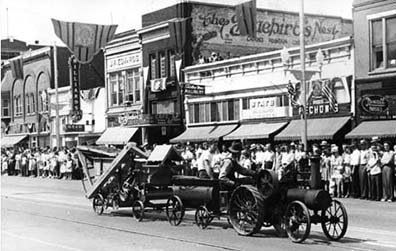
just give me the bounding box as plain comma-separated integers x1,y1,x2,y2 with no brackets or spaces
299,0,307,152
53,43,60,149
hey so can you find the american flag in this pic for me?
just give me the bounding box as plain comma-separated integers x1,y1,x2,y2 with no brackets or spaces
10,57,24,79
168,18,189,54
322,80,337,111
51,19,117,64
287,81,299,107
235,0,257,38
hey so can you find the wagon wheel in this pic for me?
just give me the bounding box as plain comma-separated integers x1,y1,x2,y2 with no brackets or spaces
92,194,105,215
132,200,145,222
257,170,279,199
229,185,265,236
195,206,211,229
285,201,311,243
321,199,348,241
166,195,185,226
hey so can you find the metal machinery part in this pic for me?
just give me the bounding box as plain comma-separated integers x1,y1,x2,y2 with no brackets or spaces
321,199,348,240
166,195,185,226
132,200,145,222
92,194,105,215
285,200,311,243
228,185,265,236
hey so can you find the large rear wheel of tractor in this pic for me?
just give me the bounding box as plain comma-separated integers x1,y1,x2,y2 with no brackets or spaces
229,185,265,236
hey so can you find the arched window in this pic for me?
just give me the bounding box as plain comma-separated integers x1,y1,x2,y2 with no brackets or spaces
12,80,23,117
24,76,35,115
37,73,50,112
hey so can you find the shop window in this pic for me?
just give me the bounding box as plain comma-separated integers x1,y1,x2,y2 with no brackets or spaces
370,15,396,70
160,52,166,78
2,99,9,117
152,100,175,114
169,50,176,77
242,98,249,110
150,54,157,79
126,68,141,103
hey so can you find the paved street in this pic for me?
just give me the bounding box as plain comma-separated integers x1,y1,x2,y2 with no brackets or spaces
1,176,396,251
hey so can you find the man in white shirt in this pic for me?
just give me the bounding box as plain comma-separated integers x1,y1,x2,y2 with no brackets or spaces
254,144,264,170
350,143,361,198
197,141,217,179
181,145,194,176
263,143,275,170
381,142,394,202
359,139,370,199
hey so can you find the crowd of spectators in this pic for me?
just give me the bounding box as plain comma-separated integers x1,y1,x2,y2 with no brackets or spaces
1,146,80,180
177,137,396,202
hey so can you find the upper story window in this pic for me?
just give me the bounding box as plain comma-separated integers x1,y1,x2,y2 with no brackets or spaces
38,91,48,112
168,50,176,77
26,94,31,114
2,99,10,117
188,99,240,124
109,74,118,107
150,54,157,80
15,95,23,117
370,14,396,70
118,74,125,105
159,52,166,78
126,69,141,103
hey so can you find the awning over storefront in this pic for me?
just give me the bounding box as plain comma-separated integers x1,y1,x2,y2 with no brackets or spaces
224,122,288,141
96,127,138,145
170,124,238,143
345,120,396,139
275,117,350,141
1,135,28,147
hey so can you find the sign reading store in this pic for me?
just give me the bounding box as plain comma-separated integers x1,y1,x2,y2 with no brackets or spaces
107,52,141,72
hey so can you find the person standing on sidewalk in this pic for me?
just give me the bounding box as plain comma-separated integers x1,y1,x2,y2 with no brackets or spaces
359,140,370,199
368,145,382,201
197,141,217,179
381,142,394,202
350,143,361,198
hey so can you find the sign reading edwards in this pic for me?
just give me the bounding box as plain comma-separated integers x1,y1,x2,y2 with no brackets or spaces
191,4,352,56
107,52,141,72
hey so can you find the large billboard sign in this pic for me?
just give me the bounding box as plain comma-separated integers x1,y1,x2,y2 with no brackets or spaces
190,4,352,59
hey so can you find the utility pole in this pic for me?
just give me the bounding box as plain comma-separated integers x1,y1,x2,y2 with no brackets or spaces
53,43,61,149
299,0,308,152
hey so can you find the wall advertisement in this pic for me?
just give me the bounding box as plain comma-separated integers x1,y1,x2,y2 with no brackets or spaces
190,4,352,59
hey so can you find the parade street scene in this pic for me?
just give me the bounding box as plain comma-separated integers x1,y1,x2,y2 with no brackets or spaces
1,0,396,250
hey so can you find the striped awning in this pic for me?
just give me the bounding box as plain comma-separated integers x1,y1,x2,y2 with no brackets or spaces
224,122,288,141
275,117,350,141
96,127,138,145
1,135,27,147
170,124,238,143
346,120,396,139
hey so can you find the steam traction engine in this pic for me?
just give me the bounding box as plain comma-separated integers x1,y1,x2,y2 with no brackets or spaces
169,156,348,243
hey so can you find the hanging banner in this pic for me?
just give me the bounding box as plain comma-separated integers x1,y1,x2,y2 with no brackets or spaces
69,56,83,122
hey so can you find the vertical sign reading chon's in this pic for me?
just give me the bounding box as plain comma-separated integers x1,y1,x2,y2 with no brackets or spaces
69,56,82,122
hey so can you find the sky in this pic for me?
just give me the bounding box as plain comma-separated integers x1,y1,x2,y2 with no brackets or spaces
0,0,353,46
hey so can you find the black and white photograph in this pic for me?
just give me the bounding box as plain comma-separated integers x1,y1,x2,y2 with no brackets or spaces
1,0,396,250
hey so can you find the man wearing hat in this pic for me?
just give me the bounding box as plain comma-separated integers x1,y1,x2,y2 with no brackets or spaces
219,141,256,188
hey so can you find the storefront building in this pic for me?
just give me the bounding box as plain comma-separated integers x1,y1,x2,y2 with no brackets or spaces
139,1,352,144
1,46,105,149
346,0,396,140
1,47,60,148
172,37,354,144
99,30,145,146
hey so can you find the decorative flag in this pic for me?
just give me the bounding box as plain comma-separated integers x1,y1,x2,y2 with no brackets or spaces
175,58,182,81
321,80,337,111
10,57,24,79
51,18,117,64
168,18,189,54
287,81,299,107
150,78,167,92
235,0,257,38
